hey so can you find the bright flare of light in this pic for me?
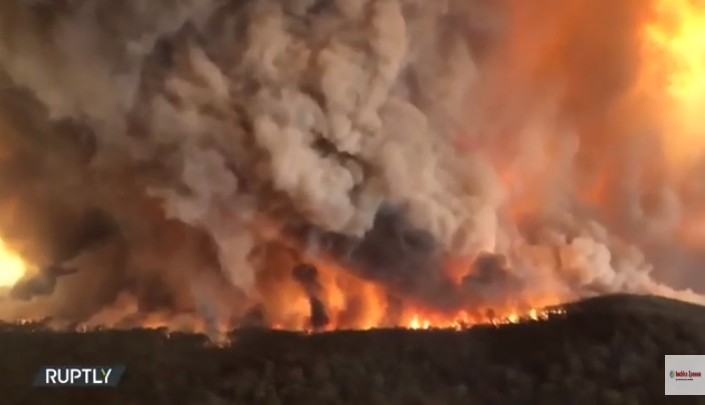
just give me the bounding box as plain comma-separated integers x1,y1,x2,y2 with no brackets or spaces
647,0,705,102
409,314,431,330
644,0,705,163
0,238,26,287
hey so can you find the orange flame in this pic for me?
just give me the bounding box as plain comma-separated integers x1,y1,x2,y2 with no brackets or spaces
403,306,564,331
643,0,705,166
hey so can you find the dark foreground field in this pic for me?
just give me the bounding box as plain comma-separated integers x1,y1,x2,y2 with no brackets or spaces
1,294,704,405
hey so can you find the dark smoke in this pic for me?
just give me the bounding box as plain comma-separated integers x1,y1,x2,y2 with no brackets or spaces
291,263,329,330
288,206,463,311
9,265,78,301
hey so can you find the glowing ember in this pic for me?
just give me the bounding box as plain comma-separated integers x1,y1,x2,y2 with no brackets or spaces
0,238,25,287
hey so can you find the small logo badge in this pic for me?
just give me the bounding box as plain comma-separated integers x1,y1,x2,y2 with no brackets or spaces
670,370,675,378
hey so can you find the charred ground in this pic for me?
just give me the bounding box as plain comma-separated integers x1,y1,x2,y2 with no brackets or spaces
0,293,701,405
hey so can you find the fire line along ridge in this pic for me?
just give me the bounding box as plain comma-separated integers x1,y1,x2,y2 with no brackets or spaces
33,366,126,387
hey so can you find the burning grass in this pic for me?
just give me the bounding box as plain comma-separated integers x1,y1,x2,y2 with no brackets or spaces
0,293,700,405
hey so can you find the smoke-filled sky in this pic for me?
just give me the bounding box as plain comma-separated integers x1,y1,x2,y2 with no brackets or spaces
0,0,703,332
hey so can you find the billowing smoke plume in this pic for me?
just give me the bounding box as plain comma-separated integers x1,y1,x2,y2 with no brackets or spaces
0,0,702,331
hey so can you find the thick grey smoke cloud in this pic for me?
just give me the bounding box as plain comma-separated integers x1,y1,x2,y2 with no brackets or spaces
0,0,702,330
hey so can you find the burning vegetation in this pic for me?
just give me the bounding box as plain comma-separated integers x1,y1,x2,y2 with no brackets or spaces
0,0,702,338
2,294,702,404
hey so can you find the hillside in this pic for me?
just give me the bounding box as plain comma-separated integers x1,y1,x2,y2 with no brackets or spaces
0,293,701,405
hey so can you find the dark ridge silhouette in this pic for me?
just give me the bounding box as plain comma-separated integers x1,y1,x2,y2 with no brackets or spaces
0,294,698,404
